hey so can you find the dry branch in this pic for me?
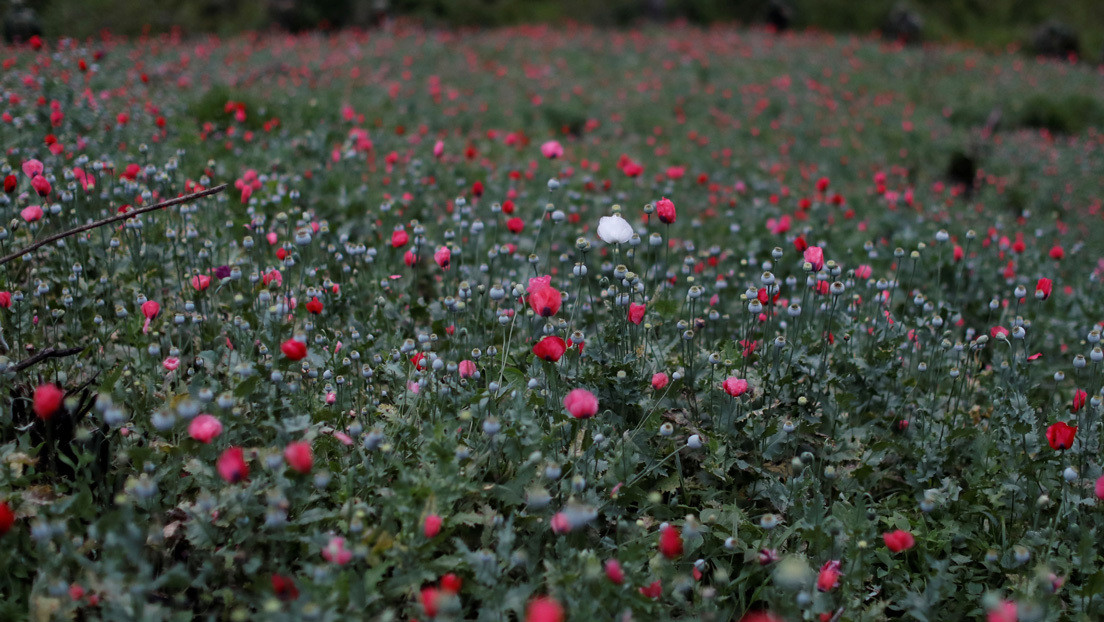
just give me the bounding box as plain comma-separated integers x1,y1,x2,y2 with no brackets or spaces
0,183,227,267
8,346,84,374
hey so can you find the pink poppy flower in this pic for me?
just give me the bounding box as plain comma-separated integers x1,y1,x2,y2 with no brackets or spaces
722,377,749,397
284,441,313,473
20,205,43,222
458,360,477,378
21,159,43,178
321,536,352,565
883,529,915,552
655,197,676,224
217,447,248,483
188,414,223,443
423,514,443,538
190,275,211,291
803,246,825,271
563,388,599,419
434,246,451,269
540,140,563,159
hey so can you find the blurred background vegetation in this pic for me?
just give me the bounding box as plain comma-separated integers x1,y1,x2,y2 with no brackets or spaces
4,0,1104,61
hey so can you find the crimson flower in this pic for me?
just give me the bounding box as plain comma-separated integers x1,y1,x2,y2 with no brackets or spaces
271,574,299,601
525,596,564,622
217,447,248,483
655,197,676,224
1035,277,1052,300
883,529,915,553
0,501,14,536
659,524,683,559
1046,421,1077,450
284,441,313,473
423,514,443,538
33,384,64,420
528,285,562,317
281,339,307,361
817,560,841,592
533,336,566,362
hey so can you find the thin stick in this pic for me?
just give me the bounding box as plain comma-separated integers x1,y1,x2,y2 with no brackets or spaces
0,184,227,267
9,346,84,374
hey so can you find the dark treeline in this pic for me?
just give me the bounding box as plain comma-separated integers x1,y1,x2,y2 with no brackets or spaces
5,0,1104,60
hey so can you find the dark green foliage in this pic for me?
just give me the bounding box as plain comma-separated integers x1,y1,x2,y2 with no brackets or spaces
1018,94,1104,134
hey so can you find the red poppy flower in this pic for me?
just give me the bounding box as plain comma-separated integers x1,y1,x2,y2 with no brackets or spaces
532,336,566,362
271,574,299,601
1046,421,1077,450
284,441,313,473
655,197,676,224
33,384,64,420
659,525,683,559
1036,277,1052,300
281,339,307,361
0,501,14,536
528,285,561,317
217,447,249,484
883,529,915,552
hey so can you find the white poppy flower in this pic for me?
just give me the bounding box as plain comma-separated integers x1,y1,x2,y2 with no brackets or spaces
597,215,633,244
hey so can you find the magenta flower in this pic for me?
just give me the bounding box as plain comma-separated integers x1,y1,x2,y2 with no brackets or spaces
188,414,223,444
191,275,211,291
563,388,599,419
322,536,353,565
803,246,825,271
20,205,43,222
722,377,749,397
540,140,564,159
217,447,248,483
21,159,43,178
434,246,451,269
458,360,477,379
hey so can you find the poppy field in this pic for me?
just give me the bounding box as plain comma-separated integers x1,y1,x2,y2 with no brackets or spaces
2,23,1104,621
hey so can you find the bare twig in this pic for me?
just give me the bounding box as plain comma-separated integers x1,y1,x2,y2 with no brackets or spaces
9,346,84,374
0,183,227,267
